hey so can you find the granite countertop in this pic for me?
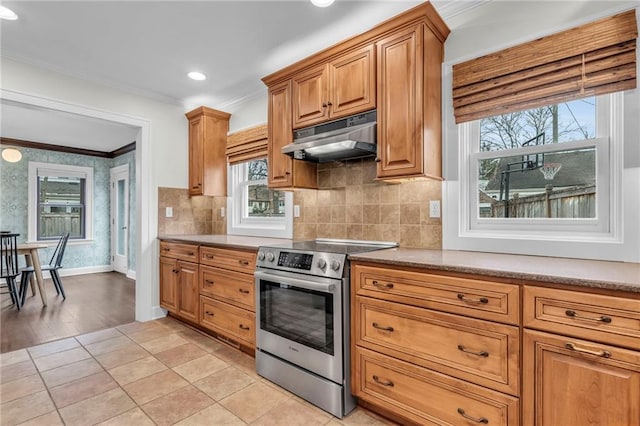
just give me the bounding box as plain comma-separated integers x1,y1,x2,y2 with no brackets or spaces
158,234,291,251
349,248,640,294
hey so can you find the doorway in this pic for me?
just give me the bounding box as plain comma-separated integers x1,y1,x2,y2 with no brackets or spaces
111,164,129,274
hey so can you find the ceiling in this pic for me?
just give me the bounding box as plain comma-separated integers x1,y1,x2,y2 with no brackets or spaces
0,0,488,152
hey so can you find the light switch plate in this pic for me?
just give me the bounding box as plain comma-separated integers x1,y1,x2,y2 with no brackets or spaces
294,205,301,217
165,207,173,218
429,200,441,218
220,207,225,218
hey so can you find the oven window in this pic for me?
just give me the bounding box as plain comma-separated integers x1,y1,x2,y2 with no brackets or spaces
260,280,334,355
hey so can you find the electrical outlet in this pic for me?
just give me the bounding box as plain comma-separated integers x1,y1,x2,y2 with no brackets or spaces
429,200,441,218
220,207,225,218
165,207,173,218
294,205,301,218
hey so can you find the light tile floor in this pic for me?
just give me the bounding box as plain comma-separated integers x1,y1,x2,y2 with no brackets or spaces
0,317,397,425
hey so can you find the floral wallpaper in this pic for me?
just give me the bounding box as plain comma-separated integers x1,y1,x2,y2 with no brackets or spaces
0,145,136,272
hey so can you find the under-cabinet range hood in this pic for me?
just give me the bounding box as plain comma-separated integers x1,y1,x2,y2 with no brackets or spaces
282,110,376,163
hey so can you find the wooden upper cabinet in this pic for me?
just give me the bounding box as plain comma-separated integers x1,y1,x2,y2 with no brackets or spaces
376,23,444,180
329,45,376,119
292,45,376,129
268,80,317,189
292,64,329,128
185,106,231,196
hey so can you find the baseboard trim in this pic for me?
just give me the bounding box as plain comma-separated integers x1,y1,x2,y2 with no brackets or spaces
151,306,168,320
126,269,136,280
57,265,113,277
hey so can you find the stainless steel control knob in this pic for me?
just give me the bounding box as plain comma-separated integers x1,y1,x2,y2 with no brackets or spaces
317,258,327,269
330,260,341,271
257,251,265,261
265,252,275,262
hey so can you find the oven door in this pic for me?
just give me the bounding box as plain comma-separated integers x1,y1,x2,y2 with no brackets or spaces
255,269,343,384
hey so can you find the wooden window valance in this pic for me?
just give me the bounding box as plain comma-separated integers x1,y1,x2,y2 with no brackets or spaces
226,124,268,164
452,10,637,124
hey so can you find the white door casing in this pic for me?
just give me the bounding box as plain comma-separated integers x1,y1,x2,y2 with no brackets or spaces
110,164,129,273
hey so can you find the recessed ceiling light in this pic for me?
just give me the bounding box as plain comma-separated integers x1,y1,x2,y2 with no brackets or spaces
0,6,18,20
187,71,206,81
310,0,335,7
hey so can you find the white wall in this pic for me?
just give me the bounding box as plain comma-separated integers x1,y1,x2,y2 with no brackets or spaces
1,57,189,320
441,1,640,262
227,93,268,133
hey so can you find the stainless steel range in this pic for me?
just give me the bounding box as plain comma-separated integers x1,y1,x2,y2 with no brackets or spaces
254,238,397,418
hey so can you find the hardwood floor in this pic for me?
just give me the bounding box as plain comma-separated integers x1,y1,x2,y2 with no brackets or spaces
1,272,135,353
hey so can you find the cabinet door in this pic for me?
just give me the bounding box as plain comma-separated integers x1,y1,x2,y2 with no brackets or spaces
176,261,199,323
159,256,178,313
329,44,376,120
292,64,329,129
268,80,294,188
188,116,204,196
376,24,423,179
523,329,640,426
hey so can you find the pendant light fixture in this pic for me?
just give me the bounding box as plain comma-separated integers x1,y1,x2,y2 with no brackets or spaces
310,0,335,7
1,148,22,163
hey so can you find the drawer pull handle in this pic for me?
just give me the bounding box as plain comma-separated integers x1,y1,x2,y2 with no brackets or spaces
187,252,195,256
239,260,250,266
457,408,488,424
162,247,170,251
205,280,214,285
457,344,489,357
372,280,394,289
172,269,179,274
204,254,214,259
372,322,394,332
372,375,394,387
565,310,612,323
239,289,250,294
457,294,489,304
565,342,611,358
205,311,215,317
239,324,250,330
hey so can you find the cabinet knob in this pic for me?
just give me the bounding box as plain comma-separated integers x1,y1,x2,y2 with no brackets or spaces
322,102,328,108
327,101,333,106
374,157,381,163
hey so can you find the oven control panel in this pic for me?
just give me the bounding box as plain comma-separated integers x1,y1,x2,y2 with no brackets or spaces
256,249,346,279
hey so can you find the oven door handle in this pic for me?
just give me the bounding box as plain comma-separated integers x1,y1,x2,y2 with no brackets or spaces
254,270,338,294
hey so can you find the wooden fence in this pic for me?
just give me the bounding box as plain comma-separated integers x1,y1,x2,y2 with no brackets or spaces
39,214,81,238
490,185,595,218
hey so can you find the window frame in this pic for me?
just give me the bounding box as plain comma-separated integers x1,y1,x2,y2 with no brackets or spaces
458,92,623,242
28,161,94,243
227,159,293,239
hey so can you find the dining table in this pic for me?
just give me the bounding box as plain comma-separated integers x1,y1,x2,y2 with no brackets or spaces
17,242,49,306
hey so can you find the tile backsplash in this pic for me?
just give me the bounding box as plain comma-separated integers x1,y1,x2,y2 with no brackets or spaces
158,158,441,248
293,159,442,248
158,187,226,235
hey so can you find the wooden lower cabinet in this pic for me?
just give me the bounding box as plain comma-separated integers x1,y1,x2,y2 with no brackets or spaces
523,329,640,426
159,243,199,323
353,347,520,425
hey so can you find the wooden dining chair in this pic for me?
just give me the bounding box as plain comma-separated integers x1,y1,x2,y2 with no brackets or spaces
1,233,34,310
41,233,69,299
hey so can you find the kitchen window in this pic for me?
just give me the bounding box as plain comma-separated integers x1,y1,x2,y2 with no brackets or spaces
456,92,622,241
28,162,94,242
227,158,293,238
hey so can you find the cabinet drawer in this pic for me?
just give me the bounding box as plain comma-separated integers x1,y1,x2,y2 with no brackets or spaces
523,286,640,351
355,296,520,395
353,347,520,426
200,265,255,311
159,241,198,262
353,263,519,325
200,246,256,273
200,296,255,346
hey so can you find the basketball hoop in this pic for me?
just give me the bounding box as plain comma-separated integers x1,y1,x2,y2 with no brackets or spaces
540,163,562,180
